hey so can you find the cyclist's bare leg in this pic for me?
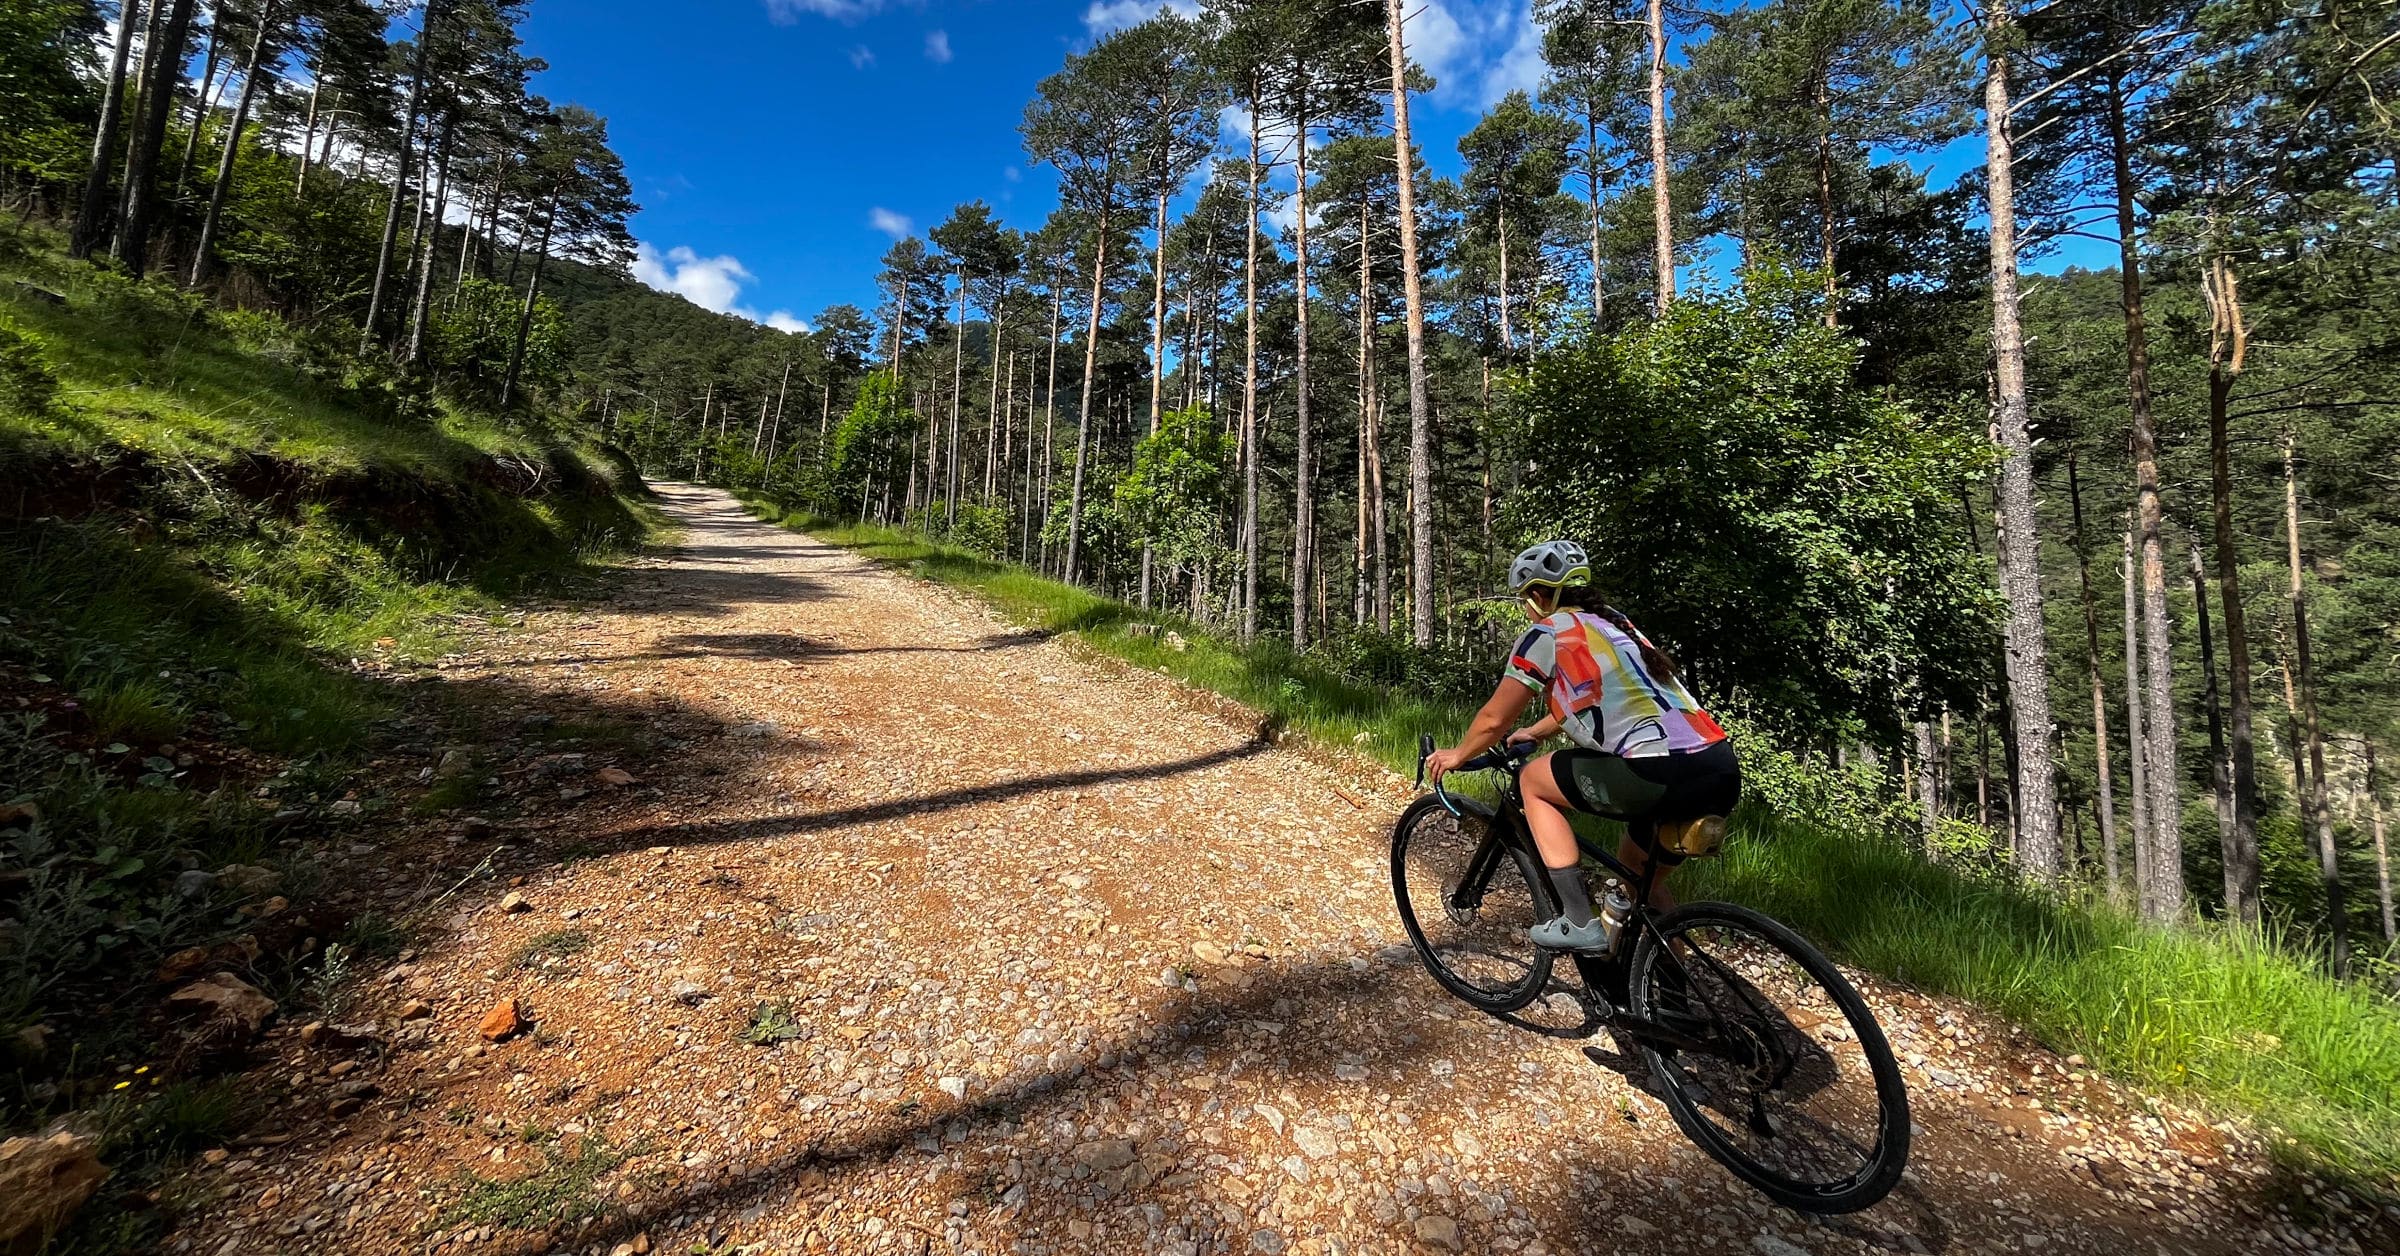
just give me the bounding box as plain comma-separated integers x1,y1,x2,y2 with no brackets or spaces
1526,756,1677,913
1615,835,1677,913
1520,754,1581,869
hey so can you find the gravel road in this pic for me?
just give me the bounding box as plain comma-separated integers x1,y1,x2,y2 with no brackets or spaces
169,483,2392,1256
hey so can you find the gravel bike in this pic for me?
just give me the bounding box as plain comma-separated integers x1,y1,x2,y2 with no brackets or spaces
1391,736,1910,1214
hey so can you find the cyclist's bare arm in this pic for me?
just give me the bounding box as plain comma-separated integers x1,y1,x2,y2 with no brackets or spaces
1428,681,1535,781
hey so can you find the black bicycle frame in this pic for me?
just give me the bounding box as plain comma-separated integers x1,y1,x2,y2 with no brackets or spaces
1420,741,1730,1059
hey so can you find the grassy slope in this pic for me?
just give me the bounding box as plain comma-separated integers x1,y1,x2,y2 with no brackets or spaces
0,229,658,1175
754,502,2400,1190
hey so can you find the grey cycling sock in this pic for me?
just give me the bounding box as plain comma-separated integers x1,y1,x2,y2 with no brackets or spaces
1546,866,1594,927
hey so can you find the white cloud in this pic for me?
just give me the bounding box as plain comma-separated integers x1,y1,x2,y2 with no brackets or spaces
1002,165,1021,183
1082,0,1201,38
633,243,753,314
1403,0,1547,108
869,207,913,238
848,45,877,69
635,241,808,334
766,0,887,23
924,29,952,63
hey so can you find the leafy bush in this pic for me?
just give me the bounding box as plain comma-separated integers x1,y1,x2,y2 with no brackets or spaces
951,501,1010,557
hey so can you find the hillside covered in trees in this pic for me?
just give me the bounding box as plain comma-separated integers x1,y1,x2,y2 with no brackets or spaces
4,0,2396,977
2,0,2400,1247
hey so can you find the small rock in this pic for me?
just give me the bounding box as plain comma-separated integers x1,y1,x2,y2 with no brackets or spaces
670,981,708,1006
478,998,525,1042
460,817,495,839
1450,1129,1485,1160
938,1077,968,1101
1414,1216,1461,1250
1294,1128,1338,1160
397,1000,432,1021
214,864,280,896
1753,1234,1811,1256
167,973,276,1036
155,946,213,983
0,1131,107,1248
498,892,530,914
326,799,362,817
1334,1064,1368,1082
174,869,216,899
596,767,637,787
1072,1139,1137,1173
1191,941,1229,966
729,721,778,739
1246,1230,1284,1254
12,1025,48,1059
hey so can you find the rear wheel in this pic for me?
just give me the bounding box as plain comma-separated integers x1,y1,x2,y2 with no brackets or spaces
1628,902,1909,1214
1391,795,1553,1014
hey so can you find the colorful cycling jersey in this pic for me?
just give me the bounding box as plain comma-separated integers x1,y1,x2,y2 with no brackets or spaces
1505,610,1727,758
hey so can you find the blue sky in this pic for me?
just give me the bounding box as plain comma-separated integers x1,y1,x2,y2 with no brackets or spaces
516,1,2058,333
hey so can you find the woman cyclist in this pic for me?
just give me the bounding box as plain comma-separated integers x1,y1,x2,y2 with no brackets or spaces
1424,540,1741,952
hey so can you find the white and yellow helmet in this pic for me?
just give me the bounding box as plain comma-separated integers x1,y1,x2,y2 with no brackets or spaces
1508,539,1590,595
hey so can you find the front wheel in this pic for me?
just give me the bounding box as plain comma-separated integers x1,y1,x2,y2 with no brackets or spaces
1391,795,1553,1014
1628,901,1909,1214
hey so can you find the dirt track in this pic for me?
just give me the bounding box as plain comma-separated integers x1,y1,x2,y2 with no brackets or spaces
171,483,2387,1256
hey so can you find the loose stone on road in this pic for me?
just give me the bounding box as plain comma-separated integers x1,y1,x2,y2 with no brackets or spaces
171,484,2387,1255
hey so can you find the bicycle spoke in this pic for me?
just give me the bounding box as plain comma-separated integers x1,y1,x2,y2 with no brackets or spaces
1638,912,1902,1208
1393,801,1549,1011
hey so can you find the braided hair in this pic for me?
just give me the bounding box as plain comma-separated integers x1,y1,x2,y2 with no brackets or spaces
1554,585,1679,682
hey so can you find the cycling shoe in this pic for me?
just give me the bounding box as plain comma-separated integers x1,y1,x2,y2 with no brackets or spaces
1528,915,1615,952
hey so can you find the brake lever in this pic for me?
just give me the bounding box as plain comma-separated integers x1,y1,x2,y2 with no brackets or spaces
1415,733,1433,789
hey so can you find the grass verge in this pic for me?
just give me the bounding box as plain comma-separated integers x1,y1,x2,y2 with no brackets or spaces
752,500,2400,1192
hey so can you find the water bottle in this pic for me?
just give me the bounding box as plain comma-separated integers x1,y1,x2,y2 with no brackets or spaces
1599,879,1636,955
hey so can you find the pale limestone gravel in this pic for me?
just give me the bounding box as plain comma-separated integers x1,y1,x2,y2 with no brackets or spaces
167,483,2391,1256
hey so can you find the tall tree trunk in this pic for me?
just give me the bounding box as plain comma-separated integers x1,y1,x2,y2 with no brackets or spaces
190,0,278,286
1646,0,1674,315
2124,523,2151,906
946,268,966,527
983,335,1002,502
497,188,557,410
1387,0,1436,648
2283,432,2348,977
1355,200,1374,629
177,0,224,191
765,359,791,464
2192,540,2235,874
2203,256,2262,924
2068,451,2122,899
1496,199,1512,351
2367,741,2394,943
1141,182,1172,608
72,0,141,258
2107,71,2182,921
295,71,318,195
1242,90,1265,643
1041,283,1062,568
113,0,198,278
1981,10,2062,880
1290,97,1316,651
1586,103,1604,321
1915,721,1939,852
363,0,438,351
1064,209,1110,583
403,116,454,366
